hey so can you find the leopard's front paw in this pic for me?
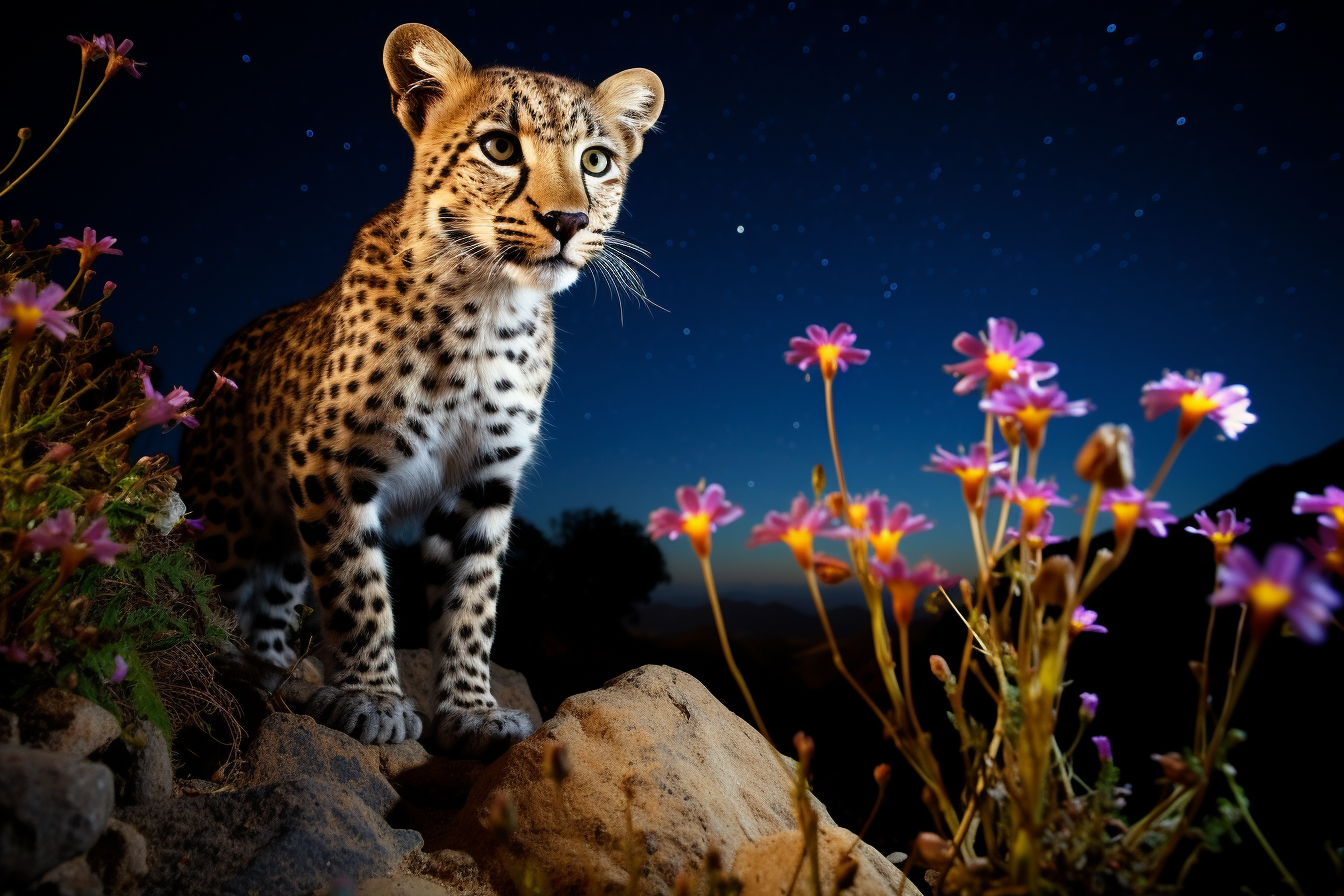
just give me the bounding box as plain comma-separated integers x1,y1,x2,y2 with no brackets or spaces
434,706,533,758
308,686,424,745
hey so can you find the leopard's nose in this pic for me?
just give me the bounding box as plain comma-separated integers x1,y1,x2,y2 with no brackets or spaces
538,210,589,246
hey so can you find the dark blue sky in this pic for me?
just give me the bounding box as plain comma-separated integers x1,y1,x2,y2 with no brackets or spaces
9,1,1341,603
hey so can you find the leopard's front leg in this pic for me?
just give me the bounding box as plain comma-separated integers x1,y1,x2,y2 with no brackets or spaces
289,452,422,745
423,472,534,757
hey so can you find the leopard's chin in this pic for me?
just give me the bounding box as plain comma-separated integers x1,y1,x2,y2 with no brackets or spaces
502,254,582,293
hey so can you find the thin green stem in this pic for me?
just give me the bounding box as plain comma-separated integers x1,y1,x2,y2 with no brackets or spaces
1194,589,1218,753
1,131,30,178
0,73,110,200
1225,768,1306,896
1145,431,1190,500
803,569,898,739
897,622,923,738
70,64,88,120
822,375,848,502
990,442,1020,555
0,342,28,436
698,553,775,750
1074,482,1103,581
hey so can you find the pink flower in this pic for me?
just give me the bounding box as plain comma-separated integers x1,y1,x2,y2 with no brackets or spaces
923,444,1009,508
1070,606,1109,636
58,227,122,268
0,642,33,664
1211,544,1341,643
978,381,1093,451
1,279,78,343
784,323,870,380
1100,485,1178,540
1140,371,1256,440
1304,524,1344,579
67,34,108,66
1294,486,1344,531
647,484,745,559
1006,511,1065,551
25,510,126,569
209,370,239,398
1185,509,1251,563
1092,735,1113,764
944,317,1058,396
869,555,957,626
110,654,129,684
747,495,856,570
93,34,144,79
995,477,1071,533
855,494,934,563
136,362,198,432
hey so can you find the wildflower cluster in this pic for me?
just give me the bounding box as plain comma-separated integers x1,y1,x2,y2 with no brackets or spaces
648,314,1337,894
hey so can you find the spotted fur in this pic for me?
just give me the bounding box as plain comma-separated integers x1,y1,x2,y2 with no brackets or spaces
180,24,663,754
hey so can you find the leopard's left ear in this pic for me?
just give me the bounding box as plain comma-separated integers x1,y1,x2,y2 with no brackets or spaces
384,24,472,138
594,69,665,159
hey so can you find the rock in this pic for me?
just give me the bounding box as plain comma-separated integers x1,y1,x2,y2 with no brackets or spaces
1,707,18,744
430,665,843,896
85,818,148,892
0,745,114,887
104,721,173,806
119,777,423,896
295,656,324,685
315,877,459,896
884,852,908,866
732,828,921,896
237,713,400,815
16,689,120,756
396,649,543,731
28,855,103,896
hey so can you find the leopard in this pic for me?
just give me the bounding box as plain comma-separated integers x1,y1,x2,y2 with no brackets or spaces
179,23,663,756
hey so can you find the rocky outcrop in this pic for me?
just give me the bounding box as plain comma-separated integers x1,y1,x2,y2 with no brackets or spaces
14,690,120,756
431,665,892,896
733,828,920,896
0,745,114,887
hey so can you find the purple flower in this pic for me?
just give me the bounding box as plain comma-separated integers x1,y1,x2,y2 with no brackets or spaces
1211,544,1341,644
1006,511,1065,551
856,494,934,563
209,370,239,398
979,381,1093,451
923,444,1009,508
1185,509,1251,562
1,279,78,343
0,642,33,664
1070,606,1108,636
747,495,856,570
92,34,144,79
1304,524,1344,579
1100,485,1178,540
647,484,745,559
1140,371,1256,440
784,323,870,380
869,555,958,627
1079,692,1099,721
1293,486,1344,531
1092,735,1113,763
944,317,1058,396
58,227,122,268
136,362,198,432
183,517,207,534
25,510,126,569
110,654,128,684
67,34,108,66
995,477,1072,533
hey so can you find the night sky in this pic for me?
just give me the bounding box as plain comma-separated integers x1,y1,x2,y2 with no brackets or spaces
8,1,1341,605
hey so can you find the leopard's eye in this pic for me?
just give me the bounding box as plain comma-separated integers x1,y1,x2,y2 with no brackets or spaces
480,132,520,165
581,147,612,177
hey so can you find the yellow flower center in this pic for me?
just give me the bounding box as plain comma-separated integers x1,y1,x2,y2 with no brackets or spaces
955,468,987,508
1247,578,1292,615
816,344,841,379
889,580,921,627
869,529,903,564
781,528,815,570
1019,496,1049,531
845,504,869,530
983,351,1017,391
1177,390,1221,438
1333,507,1344,529
681,512,712,559
1324,550,1344,578
1209,532,1235,549
1110,502,1140,529
10,304,43,342
1014,405,1054,450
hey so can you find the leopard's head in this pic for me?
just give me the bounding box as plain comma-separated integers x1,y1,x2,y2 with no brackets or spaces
384,24,664,295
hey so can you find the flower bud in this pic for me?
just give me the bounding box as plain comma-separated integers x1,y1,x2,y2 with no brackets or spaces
18,127,32,140
834,856,859,891
486,791,518,839
813,552,853,585
24,473,47,493
812,463,827,501
74,363,93,380
1031,554,1075,607
85,493,106,514
793,730,815,763
98,322,114,339
929,655,952,682
41,442,74,464
541,742,570,784
1079,692,1099,721
997,415,1022,448
1150,752,1201,787
1074,423,1135,489
873,763,891,785
912,832,954,870
102,281,117,298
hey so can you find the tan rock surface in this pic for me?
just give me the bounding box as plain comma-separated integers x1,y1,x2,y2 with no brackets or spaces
17,689,120,756
732,827,920,896
428,665,842,896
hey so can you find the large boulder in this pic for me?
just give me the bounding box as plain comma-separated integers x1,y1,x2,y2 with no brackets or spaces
732,827,920,896
119,777,423,896
16,689,120,757
0,745,114,887
430,665,888,896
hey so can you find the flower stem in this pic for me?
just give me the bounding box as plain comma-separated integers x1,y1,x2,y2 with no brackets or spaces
822,375,849,501
0,73,110,200
989,442,1020,555
1225,767,1306,896
1074,482,1104,583
1194,581,1219,753
0,130,30,178
804,569,898,740
1145,431,1190,500
698,553,774,749
0,341,29,436
70,64,87,121
897,621,924,739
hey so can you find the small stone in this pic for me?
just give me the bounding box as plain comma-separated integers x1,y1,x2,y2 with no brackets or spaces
31,855,103,896
17,690,120,757
85,818,148,892
885,852,908,866
0,745,114,886
105,721,173,806
238,713,399,815
1,707,19,744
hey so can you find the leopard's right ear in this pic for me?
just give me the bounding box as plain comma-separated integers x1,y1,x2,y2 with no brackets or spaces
383,24,472,138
